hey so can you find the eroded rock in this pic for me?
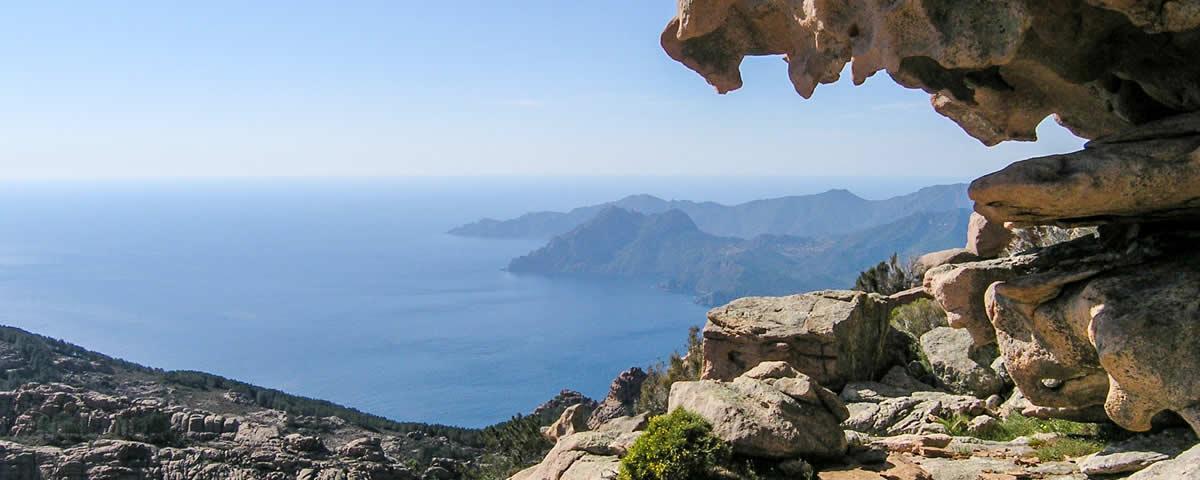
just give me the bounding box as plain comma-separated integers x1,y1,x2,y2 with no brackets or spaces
662,0,1200,146
1128,442,1200,479
703,290,894,389
1081,428,1197,476
545,404,593,443
972,112,1200,226
669,367,848,459
966,213,1015,258
586,368,647,430
919,327,1005,398
986,228,1200,431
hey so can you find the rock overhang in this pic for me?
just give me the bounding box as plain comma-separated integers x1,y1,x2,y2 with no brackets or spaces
662,0,1200,146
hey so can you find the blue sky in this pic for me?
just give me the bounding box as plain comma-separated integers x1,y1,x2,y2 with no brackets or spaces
0,1,1085,179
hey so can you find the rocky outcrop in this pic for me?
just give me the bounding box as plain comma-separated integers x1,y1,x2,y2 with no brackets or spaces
702,291,894,389
660,0,1200,473
923,258,1025,348
0,382,478,480
531,390,597,423
1081,428,1197,476
545,404,593,443
661,0,1200,146
840,367,987,437
509,418,647,480
913,249,979,279
0,434,419,480
972,112,1200,226
670,362,848,459
983,226,1200,431
1128,442,1200,479
964,213,1013,259
918,327,1005,398
586,368,647,430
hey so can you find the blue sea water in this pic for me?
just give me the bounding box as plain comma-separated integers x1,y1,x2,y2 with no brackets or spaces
0,176,965,427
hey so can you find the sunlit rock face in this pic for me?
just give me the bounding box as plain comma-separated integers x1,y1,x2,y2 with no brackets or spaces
971,112,1200,226
982,226,1200,432
661,0,1200,146
664,0,1200,436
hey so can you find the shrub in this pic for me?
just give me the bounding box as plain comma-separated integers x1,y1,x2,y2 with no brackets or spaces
855,253,918,295
638,326,704,415
469,414,552,478
618,409,732,480
889,299,948,341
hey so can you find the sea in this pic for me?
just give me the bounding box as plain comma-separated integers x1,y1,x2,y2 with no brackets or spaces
0,176,965,427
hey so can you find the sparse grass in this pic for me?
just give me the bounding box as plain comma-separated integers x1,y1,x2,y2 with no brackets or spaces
1030,436,1105,461
936,412,1109,460
935,413,1100,442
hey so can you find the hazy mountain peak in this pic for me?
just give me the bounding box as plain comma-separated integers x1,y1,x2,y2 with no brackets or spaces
450,183,969,239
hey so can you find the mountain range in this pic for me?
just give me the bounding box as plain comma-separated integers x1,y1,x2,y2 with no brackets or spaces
448,184,970,239
507,206,972,306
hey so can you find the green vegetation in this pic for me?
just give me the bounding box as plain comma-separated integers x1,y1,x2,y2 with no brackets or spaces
0,326,142,390
1029,436,1106,461
4,411,182,448
935,413,1109,461
855,253,918,295
618,409,732,480
0,326,486,447
161,370,481,445
935,412,1100,441
466,414,554,479
890,298,948,341
887,298,948,378
638,326,705,415
110,412,183,447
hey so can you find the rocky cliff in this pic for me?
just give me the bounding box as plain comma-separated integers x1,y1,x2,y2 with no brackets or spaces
662,0,1200,439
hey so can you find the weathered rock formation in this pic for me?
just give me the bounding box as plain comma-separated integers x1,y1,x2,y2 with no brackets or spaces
664,0,1200,437
661,0,1200,146
0,384,425,480
840,367,987,437
509,416,647,480
586,368,647,430
670,361,849,459
918,327,1005,398
702,290,895,389
1128,442,1200,479
1080,428,1197,476
544,404,593,443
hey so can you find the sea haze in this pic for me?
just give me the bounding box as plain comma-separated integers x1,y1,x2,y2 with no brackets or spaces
0,176,966,427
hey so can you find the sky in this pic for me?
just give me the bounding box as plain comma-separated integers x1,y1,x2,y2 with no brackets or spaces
0,1,1086,180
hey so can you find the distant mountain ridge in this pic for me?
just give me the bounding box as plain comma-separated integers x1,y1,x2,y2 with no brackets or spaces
508,206,972,306
449,184,970,239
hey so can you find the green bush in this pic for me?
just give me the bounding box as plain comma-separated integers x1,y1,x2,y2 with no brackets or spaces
638,326,705,415
854,253,917,296
889,299,948,341
470,414,552,478
618,409,731,480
